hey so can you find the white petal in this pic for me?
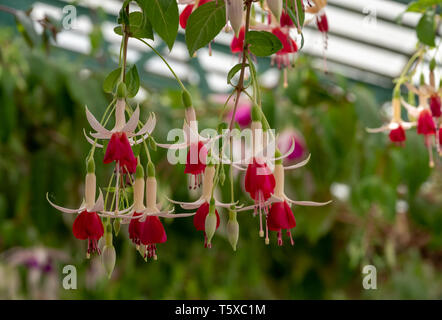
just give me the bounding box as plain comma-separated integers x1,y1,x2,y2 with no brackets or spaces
400,98,420,118
90,131,111,139
90,189,104,212
235,204,256,212
85,106,111,135
46,193,80,214
122,105,140,134
366,125,389,133
274,137,296,161
401,121,416,130
83,129,103,148
133,112,156,137
215,200,239,208
284,153,311,170
287,199,332,206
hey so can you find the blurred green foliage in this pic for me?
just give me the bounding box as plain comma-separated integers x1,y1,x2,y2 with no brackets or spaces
1,28,442,300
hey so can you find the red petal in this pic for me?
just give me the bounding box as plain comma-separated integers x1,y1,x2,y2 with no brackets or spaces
85,211,104,240
185,141,207,175
72,211,88,240
104,132,137,173
417,109,436,135
268,201,296,231
140,216,167,244
179,5,194,29
129,212,143,243
389,125,406,143
230,27,245,53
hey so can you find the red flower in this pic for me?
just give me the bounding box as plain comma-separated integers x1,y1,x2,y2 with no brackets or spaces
129,212,144,246
439,127,442,148
230,27,245,53
389,125,406,144
280,11,294,28
268,201,296,246
430,94,441,118
103,132,137,173
73,210,104,256
316,13,329,33
193,202,220,247
140,215,167,259
185,141,207,188
272,28,298,55
245,158,276,204
179,0,210,29
417,109,436,135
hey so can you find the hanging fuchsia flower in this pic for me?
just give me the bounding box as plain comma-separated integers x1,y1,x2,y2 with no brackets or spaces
268,201,296,246
230,26,245,54
84,99,156,173
417,108,436,136
367,97,414,146
104,132,137,173
47,161,111,258
140,216,167,259
401,97,436,166
169,165,238,247
73,210,104,256
271,27,298,69
245,158,276,205
184,141,208,188
179,0,211,29
280,11,294,28
316,12,329,33
430,94,441,118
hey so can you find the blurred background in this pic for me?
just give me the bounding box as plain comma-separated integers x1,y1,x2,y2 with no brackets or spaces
1,0,442,299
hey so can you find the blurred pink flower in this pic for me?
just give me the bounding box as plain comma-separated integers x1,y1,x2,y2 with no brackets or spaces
277,128,306,161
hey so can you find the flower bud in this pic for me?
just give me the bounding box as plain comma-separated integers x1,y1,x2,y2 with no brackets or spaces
227,210,239,251
267,0,282,22
101,245,116,279
227,0,243,37
205,199,217,245
182,90,193,108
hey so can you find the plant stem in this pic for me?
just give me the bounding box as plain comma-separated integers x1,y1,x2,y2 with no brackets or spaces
136,37,187,92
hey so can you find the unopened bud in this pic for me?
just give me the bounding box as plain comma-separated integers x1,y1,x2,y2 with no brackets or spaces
227,211,239,251
135,162,144,179
267,0,282,22
227,0,243,37
101,245,116,279
205,199,217,245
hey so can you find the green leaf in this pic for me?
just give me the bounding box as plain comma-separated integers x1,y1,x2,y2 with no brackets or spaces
125,65,140,98
15,10,40,48
227,63,249,86
185,0,226,56
113,11,153,40
137,0,178,50
103,67,122,93
406,0,440,13
416,11,436,47
284,0,305,29
246,31,282,57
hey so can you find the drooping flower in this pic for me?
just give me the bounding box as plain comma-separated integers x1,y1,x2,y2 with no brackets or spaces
230,26,245,54
47,160,111,258
417,108,436,136
316,12,329,33
140,215,167,260
267,201,296,246
367,97,414,146
184,141,208,188
271,27,298,69
430,94,441,118
168,165,237,247
84,99,156,173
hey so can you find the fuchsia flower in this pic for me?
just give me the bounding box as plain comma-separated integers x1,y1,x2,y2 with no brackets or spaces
244,158,276,206
184,141,208,188
268,201,296,246
316,12,329,33
73,210,104,256
230,27,245,54
168,165,238,247
139,216,167,259
430,94,441,118
179,0,211,29
47,170,110,258
84,99,156,173
417,108,436,136
271,27,298,69
367,97,415,146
